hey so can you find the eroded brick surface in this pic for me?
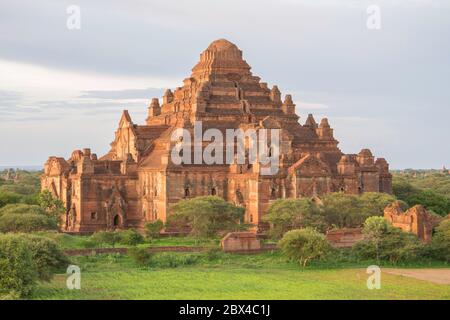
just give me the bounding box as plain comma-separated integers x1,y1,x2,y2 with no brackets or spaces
384,201,442,242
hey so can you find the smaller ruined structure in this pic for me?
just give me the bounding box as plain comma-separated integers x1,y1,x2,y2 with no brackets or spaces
2,169,14,181
1,169,21,182
326,228,364,248
384,201,441,242
221,232,261,252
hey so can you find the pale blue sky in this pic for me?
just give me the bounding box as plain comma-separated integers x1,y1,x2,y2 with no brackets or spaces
0,0,449,169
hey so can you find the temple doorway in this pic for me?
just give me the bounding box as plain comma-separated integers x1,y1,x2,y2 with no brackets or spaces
113,214,120,227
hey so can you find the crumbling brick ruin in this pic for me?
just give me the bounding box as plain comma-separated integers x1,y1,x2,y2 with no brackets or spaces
384,201,441,242
221,232,262,252
326,228,364,248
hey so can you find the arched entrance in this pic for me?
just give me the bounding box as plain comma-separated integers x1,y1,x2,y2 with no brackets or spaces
113,214,121,227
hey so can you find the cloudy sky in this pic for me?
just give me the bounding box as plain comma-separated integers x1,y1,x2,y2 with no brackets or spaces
0,0,449,169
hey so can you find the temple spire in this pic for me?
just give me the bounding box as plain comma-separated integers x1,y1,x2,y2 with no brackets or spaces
282,94,295,115
304,114,318,128
146,98,161,123
317,117,333,139
270,85,282,104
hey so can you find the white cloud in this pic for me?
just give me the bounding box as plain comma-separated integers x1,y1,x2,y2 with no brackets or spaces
0,59,176,101
295,101,329,110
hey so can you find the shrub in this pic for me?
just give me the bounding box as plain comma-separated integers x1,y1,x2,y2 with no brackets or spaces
0,213,57,233
106,252,121,264
178,254,199,266
82,239,97,249
144,220,164,239
0,234,38,297
168,196,245,238
19,194,40,205
128,247,153,266
205,247,222,261
0,204,58,233
117,229,144,246
152,252,200,268
91,231,120,247
429,219,450,262
21,234,69,281
0,184,36,195
0,203,47,216
278,228,332,267
153,252,180,268
0,191,21,208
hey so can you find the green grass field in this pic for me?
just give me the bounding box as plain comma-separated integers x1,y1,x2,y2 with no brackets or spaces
33,252,450,300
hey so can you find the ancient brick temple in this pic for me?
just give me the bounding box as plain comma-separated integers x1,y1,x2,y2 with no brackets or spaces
41,39,392,233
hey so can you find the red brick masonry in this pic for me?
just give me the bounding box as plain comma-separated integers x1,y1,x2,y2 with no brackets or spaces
326,228,364,248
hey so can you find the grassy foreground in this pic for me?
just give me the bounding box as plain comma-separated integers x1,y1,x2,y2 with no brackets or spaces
33,252,450,300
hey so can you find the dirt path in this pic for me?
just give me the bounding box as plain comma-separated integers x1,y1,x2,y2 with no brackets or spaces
383,268,450,284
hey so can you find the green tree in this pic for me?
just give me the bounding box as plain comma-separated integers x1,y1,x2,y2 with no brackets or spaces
393,180,450,216
429,220,450,262
278,228,332,267
392,171,450,200
359,192,397,216
361,216,389,261
37,190,66,223
262,198,325,240
321,193,363,228
353,216,422,263
168,196,245,238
